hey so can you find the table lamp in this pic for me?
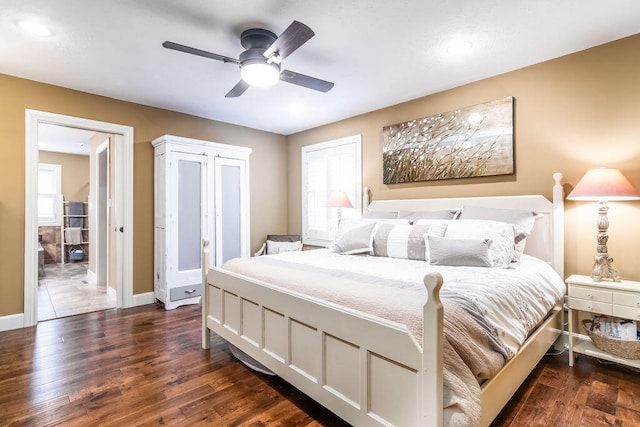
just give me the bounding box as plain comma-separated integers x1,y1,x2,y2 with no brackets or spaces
567,168,640,282
327,191,353,226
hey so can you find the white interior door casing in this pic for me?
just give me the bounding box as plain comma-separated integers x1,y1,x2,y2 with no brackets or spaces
24,110,134,327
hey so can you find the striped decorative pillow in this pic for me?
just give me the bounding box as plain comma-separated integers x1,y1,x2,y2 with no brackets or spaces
373,222,448,260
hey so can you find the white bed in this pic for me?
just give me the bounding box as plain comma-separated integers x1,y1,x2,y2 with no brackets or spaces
201,173,566,426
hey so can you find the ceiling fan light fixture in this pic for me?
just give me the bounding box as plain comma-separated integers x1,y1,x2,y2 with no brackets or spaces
240,60,280,87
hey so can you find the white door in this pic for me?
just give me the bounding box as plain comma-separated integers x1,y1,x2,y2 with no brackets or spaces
167,151,208,287
214,156,248,266
96,139,109,287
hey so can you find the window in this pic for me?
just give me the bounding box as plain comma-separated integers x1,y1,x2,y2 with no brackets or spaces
38,163,62,226
301,135,362,246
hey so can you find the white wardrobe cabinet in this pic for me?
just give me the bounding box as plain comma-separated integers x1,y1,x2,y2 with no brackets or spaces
152,135,251,310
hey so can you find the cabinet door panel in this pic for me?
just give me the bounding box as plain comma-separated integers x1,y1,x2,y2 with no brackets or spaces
215,157,248,266
178,159,203,271
168,151,207,285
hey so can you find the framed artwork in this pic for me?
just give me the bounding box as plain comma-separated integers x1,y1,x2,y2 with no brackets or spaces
382,96,514,184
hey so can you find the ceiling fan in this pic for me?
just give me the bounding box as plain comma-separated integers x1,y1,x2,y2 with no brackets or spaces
162,21,334,98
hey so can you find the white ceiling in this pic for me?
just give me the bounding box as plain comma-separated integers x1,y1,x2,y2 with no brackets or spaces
2,1,640,136
38,123,93,156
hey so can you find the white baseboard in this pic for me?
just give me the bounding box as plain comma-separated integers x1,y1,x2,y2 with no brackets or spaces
0,292,154,333
86,268,97,285
133,292,155,306
0,313,25,332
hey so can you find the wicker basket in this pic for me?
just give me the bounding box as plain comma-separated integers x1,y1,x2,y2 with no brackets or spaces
581,319,640,360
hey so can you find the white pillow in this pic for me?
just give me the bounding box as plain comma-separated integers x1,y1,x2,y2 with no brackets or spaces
397,209,459,221
426,235,493,267
459,205,540,234
444,219,517,267
511,228,529,265
337,218,410,232
373,222,448,260
361,210,398,219
266,240,302,255
331,222,377,255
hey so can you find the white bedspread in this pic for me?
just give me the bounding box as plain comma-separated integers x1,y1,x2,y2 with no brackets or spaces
221,250,565,426
239,249,565,358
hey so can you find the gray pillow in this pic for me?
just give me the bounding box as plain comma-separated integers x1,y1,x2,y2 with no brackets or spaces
331,222,376,255
426,235,493,267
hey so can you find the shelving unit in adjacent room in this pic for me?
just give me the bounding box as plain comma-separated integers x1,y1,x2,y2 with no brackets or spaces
62,200,89,264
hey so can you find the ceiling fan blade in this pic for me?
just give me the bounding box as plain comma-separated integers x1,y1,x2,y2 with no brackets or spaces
280,70,334,92
225,80,250,98
263,21,314,62
162,41,239,64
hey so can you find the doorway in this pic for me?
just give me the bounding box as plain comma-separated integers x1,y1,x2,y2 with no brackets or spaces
24,110,134,328
36,127,115,320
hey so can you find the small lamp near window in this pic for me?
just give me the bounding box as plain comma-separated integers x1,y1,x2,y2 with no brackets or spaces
327,191,353,226
567,168,640,282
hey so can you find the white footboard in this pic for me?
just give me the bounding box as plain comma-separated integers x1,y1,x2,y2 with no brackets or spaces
201,239,444,426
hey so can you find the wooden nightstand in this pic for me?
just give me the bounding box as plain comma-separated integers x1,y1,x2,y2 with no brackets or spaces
566,274,640,368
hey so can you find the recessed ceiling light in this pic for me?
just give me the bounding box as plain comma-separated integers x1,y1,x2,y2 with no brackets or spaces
446,41,473,56
18,20,52,36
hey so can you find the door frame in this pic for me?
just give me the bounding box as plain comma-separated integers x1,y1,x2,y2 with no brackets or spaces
24,110,134,327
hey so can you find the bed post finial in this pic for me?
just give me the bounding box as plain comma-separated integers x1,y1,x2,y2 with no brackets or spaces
202,238,211,349
553,172,562,188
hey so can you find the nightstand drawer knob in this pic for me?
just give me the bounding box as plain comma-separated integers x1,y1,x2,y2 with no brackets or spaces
586,293,592,298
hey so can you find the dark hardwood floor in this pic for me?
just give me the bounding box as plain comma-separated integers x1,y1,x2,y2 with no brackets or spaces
1,303,639,426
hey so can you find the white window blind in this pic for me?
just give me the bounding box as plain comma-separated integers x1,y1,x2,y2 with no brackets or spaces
301,135,362,246
38,163,62,226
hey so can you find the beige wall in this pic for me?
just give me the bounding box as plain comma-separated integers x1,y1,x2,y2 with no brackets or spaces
3,33,640,318
0,74,288,317
288,34,640,281
39,151,90,202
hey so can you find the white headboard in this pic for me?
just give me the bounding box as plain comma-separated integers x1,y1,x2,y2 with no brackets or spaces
364,173,564,277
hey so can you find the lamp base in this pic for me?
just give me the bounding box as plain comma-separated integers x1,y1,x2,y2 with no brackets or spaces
591,253,621,282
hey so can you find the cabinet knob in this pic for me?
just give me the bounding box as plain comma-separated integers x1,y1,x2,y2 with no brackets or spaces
184,289,197,294
587,305,592,310
586,293,592,298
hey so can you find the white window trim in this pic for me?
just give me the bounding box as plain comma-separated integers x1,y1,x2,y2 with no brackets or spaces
37,163,63,227
301,135,362,247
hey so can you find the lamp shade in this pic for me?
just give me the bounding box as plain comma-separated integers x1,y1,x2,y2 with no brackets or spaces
327,191,353,209
567,168,640,201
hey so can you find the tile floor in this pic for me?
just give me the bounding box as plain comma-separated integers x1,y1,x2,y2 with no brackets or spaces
38,262,116,321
